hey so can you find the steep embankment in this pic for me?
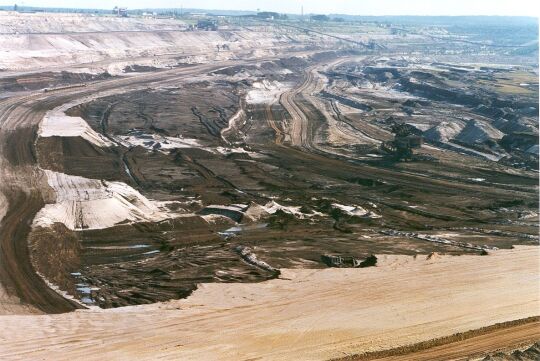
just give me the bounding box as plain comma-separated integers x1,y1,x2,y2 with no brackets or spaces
0,11,187,34
0,13,337,72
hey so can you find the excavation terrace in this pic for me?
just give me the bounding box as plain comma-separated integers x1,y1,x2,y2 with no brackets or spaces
0,11,538,360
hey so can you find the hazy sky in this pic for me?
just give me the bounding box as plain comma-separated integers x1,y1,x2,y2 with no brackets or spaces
8,0,540,16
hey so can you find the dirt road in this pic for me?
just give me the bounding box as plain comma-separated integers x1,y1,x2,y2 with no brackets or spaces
279,65,316,148
278,58,352,150
365,320,540,361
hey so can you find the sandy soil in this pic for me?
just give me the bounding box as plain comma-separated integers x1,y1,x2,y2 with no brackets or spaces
0,246,537,360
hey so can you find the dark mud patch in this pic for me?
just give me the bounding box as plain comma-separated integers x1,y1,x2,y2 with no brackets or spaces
36,136,131,182
0,71,111,92
28,224,81,297
70,217,278,308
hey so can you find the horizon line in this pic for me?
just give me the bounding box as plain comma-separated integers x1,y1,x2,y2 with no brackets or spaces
0,5,538,18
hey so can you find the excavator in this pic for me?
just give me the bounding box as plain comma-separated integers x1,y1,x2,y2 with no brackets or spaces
381,122,423,160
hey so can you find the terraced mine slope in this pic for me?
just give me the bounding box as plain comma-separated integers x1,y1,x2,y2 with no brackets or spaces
0,12,538,360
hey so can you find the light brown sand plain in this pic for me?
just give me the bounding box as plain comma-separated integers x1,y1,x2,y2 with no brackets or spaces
0,246,538,360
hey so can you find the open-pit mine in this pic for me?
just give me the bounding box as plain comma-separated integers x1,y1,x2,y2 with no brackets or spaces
0,9,538,361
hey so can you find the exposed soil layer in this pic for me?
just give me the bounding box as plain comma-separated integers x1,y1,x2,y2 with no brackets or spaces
24,54,538,308
481,342,540,361
0,13,538,361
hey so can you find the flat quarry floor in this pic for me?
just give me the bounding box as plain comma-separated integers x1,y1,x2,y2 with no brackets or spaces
0,246,538,360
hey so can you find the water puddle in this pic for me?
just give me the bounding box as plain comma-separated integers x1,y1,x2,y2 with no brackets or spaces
218,223,268,238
